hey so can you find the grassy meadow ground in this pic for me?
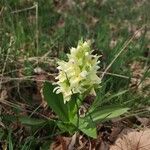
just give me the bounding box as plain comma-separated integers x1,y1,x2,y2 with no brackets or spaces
0,0,150,149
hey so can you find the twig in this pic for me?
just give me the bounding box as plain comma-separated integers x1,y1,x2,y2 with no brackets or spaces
0,76,52,84
0,99,50,120
1,70,138,85
29,103,43,118
11,5,36,14
101,26,145,80
0,7,4,16
35,2,39,59
0,37,14,89
99,71,130,79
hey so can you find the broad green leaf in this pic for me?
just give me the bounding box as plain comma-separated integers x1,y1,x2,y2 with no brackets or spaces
57,121,76,134
88,105,129,123
78,118,97,138
71,116,97,138
43,82,70,122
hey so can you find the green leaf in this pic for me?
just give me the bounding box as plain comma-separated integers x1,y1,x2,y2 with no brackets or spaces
19,116,48,126
57,121,76,134
0,128,4,140
88,105,129,123
8,129,13,150
41,140,52,150
1,114,17,122
1,114,52,127
71,116,97,138
43,82,70,122
21,136,34,150
79,118,97,138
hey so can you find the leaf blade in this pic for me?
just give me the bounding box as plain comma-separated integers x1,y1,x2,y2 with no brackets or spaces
43,82,69,122
88,105,129,123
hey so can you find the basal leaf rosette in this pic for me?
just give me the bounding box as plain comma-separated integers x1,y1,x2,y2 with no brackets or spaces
53,41,101,103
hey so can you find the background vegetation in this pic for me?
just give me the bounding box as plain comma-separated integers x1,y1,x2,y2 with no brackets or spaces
0,0,150,149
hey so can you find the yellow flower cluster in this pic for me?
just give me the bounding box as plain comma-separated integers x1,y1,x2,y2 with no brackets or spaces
53,41,101,103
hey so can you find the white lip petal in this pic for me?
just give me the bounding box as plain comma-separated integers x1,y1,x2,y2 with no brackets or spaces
55,89,61,94
53,86,60,92
85,52,89,56
57,66,61,70
70,48,76,54
80,71,88,78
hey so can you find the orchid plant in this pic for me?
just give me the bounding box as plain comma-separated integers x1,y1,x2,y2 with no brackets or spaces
43,40,129,138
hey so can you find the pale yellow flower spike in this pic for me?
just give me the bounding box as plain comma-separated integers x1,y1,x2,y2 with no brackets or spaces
53,40,101,103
